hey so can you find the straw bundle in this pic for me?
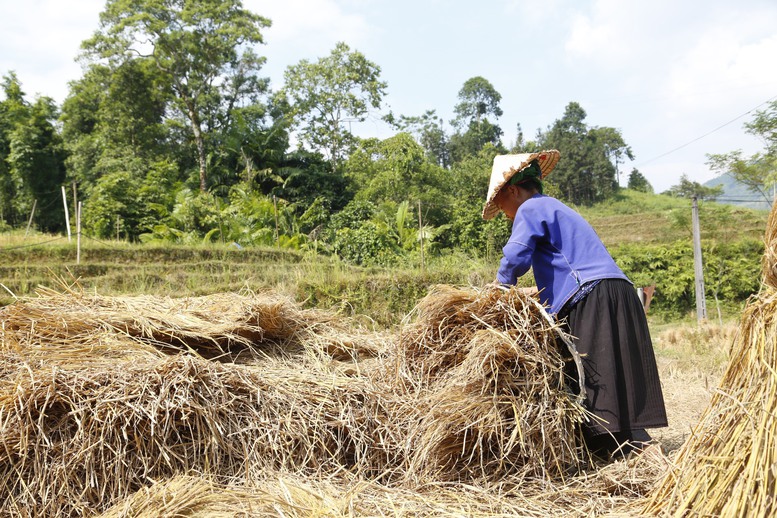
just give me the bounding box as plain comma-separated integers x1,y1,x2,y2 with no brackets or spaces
98,475,272,518
100,456,667,518
0,285,382,365
640,204,777,517
764,200,777,288
0,283,593,515
0,354,388,517
395,285,579,386
392,285,588,483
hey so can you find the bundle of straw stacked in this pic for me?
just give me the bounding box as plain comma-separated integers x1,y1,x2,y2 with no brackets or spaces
0,354,391,516
391,285,588,483
641,203,777,516
0,283,588,515
100,457,665,518
0,285,382,365
764,200,777,288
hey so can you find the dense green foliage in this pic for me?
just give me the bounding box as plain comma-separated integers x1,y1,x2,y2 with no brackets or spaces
613,239,763,319
537,102,632,205
0,0,772,321
0,74,66,232
280,42,387,172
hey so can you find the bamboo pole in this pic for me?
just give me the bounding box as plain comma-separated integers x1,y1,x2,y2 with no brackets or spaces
76,201,81,265
61,186,71,242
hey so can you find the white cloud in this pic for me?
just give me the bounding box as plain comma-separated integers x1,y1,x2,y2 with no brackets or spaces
663,19,777,112
0,0,103,102
563,0,650,64
244,0,374,89
248,0,372,49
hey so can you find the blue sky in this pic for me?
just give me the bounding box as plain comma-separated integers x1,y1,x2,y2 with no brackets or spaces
3,0,777,194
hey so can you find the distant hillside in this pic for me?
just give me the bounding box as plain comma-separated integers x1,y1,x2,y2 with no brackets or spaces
704,173,772,211
576,189,768,247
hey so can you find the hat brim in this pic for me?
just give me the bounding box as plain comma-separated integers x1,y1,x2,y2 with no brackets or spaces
481,150,560,220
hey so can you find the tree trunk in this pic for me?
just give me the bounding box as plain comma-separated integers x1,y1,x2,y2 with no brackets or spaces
189,111,207,192
179,88,208,192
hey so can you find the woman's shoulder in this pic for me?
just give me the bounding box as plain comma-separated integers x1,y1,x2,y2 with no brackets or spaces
523,195,588,225
523,194,565,212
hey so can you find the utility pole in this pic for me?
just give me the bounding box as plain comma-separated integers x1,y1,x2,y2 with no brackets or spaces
76,202,82,265
692,196,707,322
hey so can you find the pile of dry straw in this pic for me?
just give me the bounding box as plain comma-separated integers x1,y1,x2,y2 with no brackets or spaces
0,278,606,516
5,193,777,517
640,203,777,517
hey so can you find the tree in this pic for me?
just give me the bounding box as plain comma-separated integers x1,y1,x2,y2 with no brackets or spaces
389,109,450,168
452,76,503,127
538,102,590,204
509,122,534,153
60,59,177,239
746,99,777,154
448,77,504,163
272,149,351,219
706,150,775,203
627,168,653,193
62,60,170,192
81,0,271,192
442,145,509,255
538,102,632,205
0,73,28,225
9,97,67,232
346,133,449,226
706,99,777,204
281,42,387,172
663,173,723,200
0,73,66,231
592,126,634,186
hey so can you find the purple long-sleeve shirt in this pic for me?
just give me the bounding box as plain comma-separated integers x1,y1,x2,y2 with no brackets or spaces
496,194,630,314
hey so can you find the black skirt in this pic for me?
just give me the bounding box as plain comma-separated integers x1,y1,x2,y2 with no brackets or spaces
562,279,668,437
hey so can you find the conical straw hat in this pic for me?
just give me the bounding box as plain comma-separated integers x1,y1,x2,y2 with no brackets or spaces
481,150,560,220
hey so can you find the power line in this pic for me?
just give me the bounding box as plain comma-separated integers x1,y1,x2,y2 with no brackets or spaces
637,94,777,167
0,236,66,251
81,233,123,248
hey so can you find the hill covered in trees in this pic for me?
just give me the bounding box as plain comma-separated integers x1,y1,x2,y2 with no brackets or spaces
1,0,775,322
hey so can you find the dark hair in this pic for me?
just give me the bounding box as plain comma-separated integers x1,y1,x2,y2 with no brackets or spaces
515,178,542,193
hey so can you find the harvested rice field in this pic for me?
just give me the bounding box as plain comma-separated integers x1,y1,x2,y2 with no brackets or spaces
1,203,776,517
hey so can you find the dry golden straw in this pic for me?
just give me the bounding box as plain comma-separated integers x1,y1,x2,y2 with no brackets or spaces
389,285,589,484
641,202,777,517
0,282,632,516
0,354,387,516
0,283,382,366
100,459,667,518
764,200,777,289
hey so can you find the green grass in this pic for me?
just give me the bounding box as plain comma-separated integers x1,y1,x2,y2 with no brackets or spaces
1,191,769,327
577,190,768,247
0,231,498,327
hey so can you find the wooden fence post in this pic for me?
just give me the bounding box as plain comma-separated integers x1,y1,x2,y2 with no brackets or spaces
25,199,37,238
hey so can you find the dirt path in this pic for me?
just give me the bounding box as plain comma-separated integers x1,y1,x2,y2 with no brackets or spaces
650,357,721,454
